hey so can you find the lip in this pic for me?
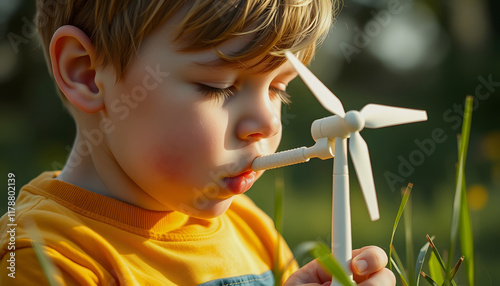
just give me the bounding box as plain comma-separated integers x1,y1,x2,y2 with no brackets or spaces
223,170,257,194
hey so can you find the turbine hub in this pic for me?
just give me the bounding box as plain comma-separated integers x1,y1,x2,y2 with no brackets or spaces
344,110,365,133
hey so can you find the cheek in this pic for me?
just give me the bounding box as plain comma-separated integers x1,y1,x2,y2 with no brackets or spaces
146,112,226,182
149,137,198,180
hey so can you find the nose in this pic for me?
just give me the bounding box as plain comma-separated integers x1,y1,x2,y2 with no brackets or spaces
236,89,281,142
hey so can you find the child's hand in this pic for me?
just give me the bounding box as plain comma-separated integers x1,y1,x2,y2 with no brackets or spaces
350,246,395,285
284,246,395,286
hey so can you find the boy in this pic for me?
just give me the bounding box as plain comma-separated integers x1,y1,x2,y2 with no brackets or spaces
1,0,395,285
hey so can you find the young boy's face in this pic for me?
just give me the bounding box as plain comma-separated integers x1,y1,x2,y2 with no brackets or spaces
95,17,298,218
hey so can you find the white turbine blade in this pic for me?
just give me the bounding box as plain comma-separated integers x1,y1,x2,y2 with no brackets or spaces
361,104,427,129
285,51,345,117
349,132,380,221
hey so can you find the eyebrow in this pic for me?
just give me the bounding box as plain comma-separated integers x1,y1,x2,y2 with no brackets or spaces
189,58,245,70
188,57,298,77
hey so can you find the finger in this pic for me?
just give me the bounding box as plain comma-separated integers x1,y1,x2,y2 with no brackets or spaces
284,259,332,286
351,246,388,278
351,245,385,259
352,245,375,258
356,268,396,286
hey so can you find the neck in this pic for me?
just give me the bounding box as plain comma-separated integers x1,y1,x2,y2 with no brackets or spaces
56,133,169,211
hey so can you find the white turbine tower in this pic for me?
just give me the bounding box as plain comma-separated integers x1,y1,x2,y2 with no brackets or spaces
252,51,428,285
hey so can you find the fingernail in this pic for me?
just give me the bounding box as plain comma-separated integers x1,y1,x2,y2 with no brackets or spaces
354,259,368,274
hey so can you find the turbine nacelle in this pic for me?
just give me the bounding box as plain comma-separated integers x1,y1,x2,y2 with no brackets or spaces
311,110,365,141
344,111,365,133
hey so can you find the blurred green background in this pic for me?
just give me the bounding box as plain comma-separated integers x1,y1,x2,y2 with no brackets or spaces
1,0,499,284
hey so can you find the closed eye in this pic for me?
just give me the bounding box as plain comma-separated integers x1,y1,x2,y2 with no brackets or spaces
196,84,235,101
196,84,291,104
270,87,291,105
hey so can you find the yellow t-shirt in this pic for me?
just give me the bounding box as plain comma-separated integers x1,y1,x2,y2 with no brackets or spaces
0,172,298,285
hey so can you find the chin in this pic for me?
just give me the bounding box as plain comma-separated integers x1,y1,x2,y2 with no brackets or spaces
179,197,235,219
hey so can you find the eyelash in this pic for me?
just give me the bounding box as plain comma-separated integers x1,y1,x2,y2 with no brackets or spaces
196,84,291,104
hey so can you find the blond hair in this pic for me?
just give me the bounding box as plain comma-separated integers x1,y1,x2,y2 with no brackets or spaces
36,0,336,98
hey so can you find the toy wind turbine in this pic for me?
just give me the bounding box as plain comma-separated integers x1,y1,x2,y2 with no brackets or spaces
252,51,427,285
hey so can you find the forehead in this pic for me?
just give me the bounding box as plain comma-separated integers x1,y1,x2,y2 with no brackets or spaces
136,8,296,76
184,33,255,68
169,6,296,72
186,37,302,79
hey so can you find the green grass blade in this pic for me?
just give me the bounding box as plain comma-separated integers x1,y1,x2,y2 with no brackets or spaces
428,252,444,285
389,183,413,271
420,271,439,286
293,241,319,259
448,256,464,282
448,96,473,270
404,187,415,286
274,170,284,237
391,258,408,286
415,236,432,286
293,241,356,286
390,246,409,285
426,235,446,273
311,242,356,286
24,218,62,286
426,235,458,286
273,171,285,286
459,171,475,286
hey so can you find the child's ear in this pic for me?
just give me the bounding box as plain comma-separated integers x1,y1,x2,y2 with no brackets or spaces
49,25,103,113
